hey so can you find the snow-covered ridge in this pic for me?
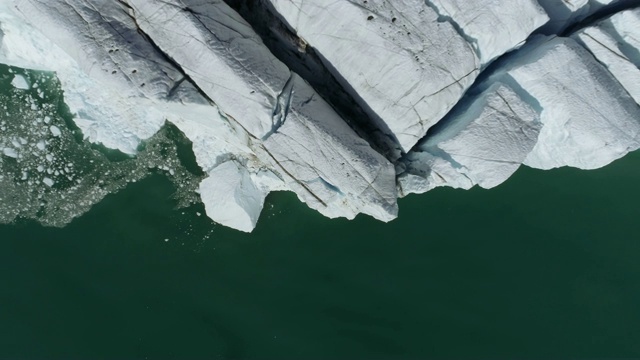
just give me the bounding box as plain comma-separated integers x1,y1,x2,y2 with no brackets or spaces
0,0,639,231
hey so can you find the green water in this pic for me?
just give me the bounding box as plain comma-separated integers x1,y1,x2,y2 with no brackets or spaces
2,152,640,358
2,64,640,358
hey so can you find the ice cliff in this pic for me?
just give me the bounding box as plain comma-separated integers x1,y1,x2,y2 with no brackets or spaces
0,0,639,232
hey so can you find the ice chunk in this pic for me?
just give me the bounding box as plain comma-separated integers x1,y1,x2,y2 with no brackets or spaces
10,74,29,89
3,148,18,158
399,82,541,195
49,125,61,137
42,177,54,187
126,0,295,139
199,161,266,233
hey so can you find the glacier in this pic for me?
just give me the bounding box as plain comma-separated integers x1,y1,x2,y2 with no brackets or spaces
0,0,639,232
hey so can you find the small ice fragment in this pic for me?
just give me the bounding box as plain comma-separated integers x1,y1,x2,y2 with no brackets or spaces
36,141,46,150
11,74,30,90
49,126,61,137
44,116,51,124
3,148,18,158
43,177,54,187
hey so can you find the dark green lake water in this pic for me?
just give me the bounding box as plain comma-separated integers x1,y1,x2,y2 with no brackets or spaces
2,151,640,358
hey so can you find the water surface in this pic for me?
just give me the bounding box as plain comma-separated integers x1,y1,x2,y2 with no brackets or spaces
2,153,640,358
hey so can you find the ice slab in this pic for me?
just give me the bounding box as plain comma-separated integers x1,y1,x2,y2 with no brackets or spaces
199,161,266,233
10,74,29,89
491,36,640,170
573,8,640,104
398,82,541,195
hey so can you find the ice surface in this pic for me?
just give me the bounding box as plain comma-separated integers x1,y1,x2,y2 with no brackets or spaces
536,0,627,34
573,8,640,104
428,0,549,64
199,161,266,233
2,0,221,155
489,37,640,170
399,82,541,195
268,0,480,152
267,0,547,152
10,74,29,89
0,67,205,227
3,147,18,158
126,0,398,224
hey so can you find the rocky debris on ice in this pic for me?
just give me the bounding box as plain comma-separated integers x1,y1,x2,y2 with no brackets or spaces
267,0,547,152
573,8,640,104
398,82,542,195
